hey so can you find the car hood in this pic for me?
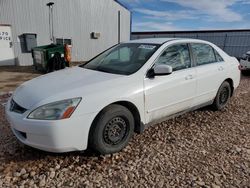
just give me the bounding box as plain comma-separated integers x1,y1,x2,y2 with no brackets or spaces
13,67,123,109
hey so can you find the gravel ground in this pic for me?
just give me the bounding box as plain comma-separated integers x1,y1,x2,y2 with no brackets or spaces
0,75,249,188
0,66,41,93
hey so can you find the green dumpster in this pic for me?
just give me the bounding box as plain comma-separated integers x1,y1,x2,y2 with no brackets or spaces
32,44,65,72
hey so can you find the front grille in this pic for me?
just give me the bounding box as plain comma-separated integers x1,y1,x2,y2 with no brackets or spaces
13,129,27,140
10,99,27,114
19,131,27,139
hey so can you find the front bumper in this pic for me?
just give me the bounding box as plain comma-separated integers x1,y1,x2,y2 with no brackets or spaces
239,60,250,70
5,99,96,153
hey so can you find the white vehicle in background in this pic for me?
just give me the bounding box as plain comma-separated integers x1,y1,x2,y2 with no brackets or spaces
240,51,250,74
6,38,241,154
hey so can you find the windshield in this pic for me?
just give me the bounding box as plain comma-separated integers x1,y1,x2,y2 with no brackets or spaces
242,53,250,60
81,43,160,75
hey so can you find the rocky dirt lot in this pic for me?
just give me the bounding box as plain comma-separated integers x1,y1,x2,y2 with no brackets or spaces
0,66,41,93
0,70,249,188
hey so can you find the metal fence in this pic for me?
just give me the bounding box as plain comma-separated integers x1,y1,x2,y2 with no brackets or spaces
132,30,250,58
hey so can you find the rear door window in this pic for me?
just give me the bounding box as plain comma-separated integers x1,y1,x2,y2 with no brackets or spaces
214,50,224,62
191,43,216,66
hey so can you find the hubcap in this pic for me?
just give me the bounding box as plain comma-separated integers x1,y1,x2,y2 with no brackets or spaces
103,117,128,145
219,87,229,105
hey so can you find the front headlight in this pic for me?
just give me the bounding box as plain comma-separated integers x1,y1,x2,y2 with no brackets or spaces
28,98,81,120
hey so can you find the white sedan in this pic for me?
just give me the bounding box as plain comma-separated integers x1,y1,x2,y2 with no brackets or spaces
239,51,250,74
6,38,241,154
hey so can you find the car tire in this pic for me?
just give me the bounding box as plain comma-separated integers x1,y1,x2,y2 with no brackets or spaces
89,104,134,154
212,81,231,110
241,70,250,76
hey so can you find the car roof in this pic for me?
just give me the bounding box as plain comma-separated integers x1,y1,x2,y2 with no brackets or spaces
127,38,176,44
127,38,207,44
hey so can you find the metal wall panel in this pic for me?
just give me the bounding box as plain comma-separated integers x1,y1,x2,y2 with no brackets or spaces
132,31,250,58
0,0,131,66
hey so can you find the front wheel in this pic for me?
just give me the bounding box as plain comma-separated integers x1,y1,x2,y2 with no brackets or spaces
212,81,231,110
241,70,250,76
89,104,134,154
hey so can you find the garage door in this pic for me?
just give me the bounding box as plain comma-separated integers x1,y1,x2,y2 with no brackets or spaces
0,25,15,66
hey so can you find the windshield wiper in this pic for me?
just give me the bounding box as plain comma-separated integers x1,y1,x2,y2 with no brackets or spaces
96,67,115,74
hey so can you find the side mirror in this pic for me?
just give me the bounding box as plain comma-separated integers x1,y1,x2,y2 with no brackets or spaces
147,64,173,78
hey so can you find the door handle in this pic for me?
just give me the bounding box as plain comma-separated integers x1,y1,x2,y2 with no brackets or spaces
185,75,194,80
218,66,224,71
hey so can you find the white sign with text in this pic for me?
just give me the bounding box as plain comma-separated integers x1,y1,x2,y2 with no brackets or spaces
0,25,15,66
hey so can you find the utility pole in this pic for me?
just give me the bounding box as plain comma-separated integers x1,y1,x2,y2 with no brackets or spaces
46,2,55,43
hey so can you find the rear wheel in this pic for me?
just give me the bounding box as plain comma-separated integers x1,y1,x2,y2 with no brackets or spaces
89,104,134,154
212,81,231,110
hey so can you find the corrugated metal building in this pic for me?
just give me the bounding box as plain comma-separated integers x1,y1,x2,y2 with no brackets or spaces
0,0,131,66
132,30,250,58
